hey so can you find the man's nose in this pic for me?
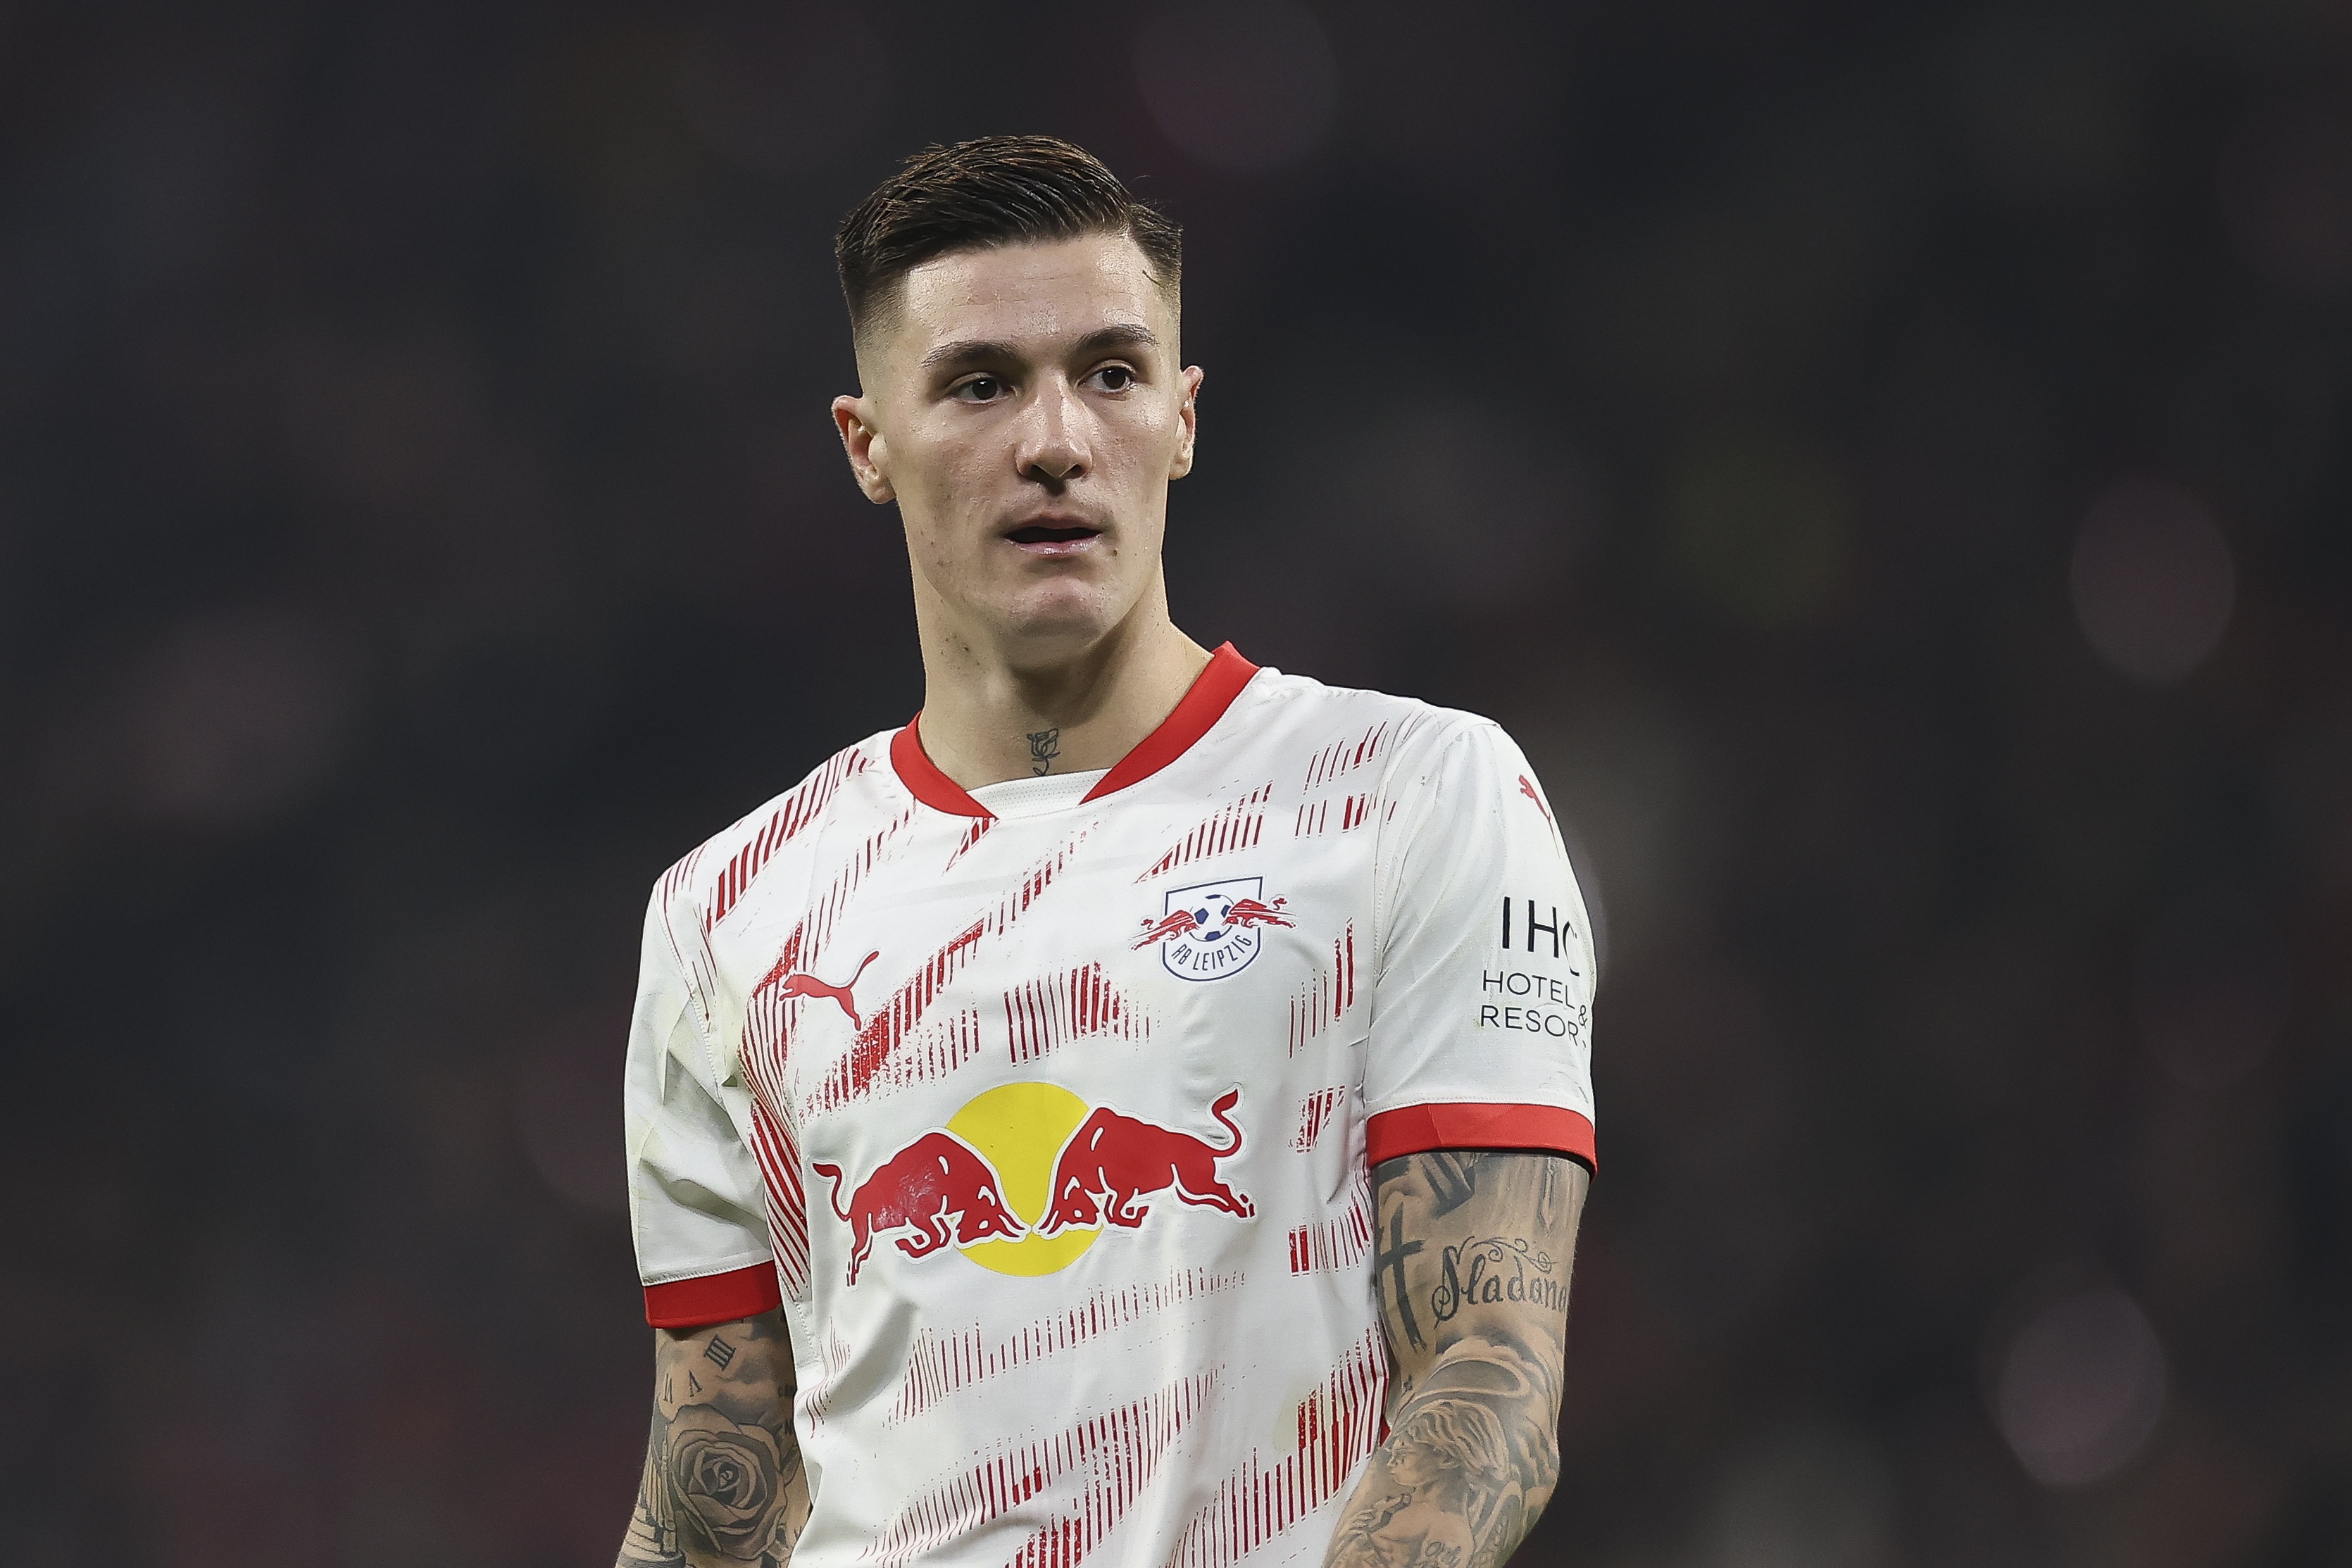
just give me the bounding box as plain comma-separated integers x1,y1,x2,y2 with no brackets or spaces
1016,377,1089,484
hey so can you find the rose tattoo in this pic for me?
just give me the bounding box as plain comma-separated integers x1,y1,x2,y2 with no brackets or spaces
660,1405,796,1562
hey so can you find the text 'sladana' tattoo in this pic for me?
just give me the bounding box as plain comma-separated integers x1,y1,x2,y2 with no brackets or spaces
1432,1236,1567,1324
1027,727,1061,775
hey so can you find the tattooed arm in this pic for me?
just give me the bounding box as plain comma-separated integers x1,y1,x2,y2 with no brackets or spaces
1330,1151,1589,1568
617,1310,810,1568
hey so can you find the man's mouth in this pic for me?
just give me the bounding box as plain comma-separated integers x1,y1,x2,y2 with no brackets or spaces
1004,522,1103,556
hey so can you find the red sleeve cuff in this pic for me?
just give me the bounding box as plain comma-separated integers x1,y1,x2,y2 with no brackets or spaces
1365,1103,1596,1173
643,1261,784,1329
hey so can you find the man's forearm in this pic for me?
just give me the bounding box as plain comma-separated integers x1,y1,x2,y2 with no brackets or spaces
620,1446,688,1567
1325,1152,1584,1568
1323,1335,1562,1568
618,1310,808,1568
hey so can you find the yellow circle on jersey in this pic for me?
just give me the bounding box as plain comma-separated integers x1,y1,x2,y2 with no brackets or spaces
946,1081,1099,1277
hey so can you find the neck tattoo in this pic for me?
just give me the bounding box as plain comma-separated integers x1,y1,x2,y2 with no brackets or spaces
1027,728,1061,776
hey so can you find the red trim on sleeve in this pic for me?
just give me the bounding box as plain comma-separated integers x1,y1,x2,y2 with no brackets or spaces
1365,1103,1596,1173
643,1262,784,1329
890,718,994,820
1082,644,1261,802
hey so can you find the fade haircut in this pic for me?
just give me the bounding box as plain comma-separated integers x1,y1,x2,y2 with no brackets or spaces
836,135,1182,348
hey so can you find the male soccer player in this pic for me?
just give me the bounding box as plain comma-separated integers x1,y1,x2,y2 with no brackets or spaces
618,137,1596,1568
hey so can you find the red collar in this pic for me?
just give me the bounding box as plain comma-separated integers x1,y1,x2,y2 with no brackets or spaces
889,644,1261,820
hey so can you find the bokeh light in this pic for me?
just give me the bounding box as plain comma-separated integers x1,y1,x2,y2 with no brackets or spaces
1991,1284,2168,1489
2069,478,2236,684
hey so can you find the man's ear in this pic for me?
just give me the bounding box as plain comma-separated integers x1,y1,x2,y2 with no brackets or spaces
1169,365,1204,480
832,394,894,503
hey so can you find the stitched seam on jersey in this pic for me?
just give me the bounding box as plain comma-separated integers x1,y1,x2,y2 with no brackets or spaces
641,1250,777,1286
658,890,725,1112
1366,713,1482,987
765,801,844,1158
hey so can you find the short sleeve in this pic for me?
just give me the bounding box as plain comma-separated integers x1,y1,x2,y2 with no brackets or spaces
1363,720,1596,1172
624,888,784,1327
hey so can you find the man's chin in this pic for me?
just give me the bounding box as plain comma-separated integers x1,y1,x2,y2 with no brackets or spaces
983,587,1132,656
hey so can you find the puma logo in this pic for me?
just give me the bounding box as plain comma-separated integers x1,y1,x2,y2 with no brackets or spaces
1518,774,1552,825
779,951,880,1029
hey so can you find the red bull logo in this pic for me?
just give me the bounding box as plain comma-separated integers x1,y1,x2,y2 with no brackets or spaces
811,1131,1025,1285
813,1084,1255,1285
1136,876,1293,981
1039,1088,1255,1233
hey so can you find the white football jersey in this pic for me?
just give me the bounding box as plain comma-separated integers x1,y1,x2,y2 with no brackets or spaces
625,646,1596,1568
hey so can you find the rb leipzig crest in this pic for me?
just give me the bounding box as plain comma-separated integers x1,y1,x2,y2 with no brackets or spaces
1133,876,1294,981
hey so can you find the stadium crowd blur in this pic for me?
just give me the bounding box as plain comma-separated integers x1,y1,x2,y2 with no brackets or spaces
4,1,2348,1564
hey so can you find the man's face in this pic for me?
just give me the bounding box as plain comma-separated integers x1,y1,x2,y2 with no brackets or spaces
834,232,1201,656
1387,1440,1444,1491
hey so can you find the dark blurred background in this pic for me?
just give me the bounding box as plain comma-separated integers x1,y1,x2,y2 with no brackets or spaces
4,1,2349,1564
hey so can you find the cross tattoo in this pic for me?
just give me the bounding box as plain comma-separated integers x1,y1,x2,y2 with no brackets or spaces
1375,1209,1425,1350
1425,1151,1478,1216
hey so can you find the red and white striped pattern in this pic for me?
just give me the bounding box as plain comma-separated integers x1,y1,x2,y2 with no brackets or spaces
708,746,870,930
890,1268,1241,1425
865,1372,1217,1567
1286,1174,1372,1275
738,810,919,1100
1301,722,1391,789
1292,1088,1345,1152
1286,924,1358,1056
1135,784,1271,881
1005,963,1151,1065
944,814,996,871
749,1096,811,1301
1163,1331,1386,1568
808,829,1091,1115
1290,792,1380,838
846,1008,984,1106
656,845,720,1033
803,1319,858,1429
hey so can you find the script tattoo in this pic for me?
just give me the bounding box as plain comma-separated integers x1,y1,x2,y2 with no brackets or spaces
1333,1151,1587,1568
1430,1237,1568,1324
1027,727,1061,775
618,1310,808,1568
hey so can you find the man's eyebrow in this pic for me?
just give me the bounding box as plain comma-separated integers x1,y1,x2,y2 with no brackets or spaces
919,338,1019,372
1069,322,1160,356
917,322,1162,373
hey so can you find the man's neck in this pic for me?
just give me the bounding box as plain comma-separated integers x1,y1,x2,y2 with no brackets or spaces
912,595,1211,790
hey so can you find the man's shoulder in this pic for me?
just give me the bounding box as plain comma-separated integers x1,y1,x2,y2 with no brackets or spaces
649,727,901,919
1242,665,1506,769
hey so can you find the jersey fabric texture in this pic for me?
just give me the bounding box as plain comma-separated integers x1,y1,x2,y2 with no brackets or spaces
623,645,1596,1568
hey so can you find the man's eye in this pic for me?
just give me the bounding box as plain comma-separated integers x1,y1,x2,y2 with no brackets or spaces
1086,365,1136,393
953,375,1007,403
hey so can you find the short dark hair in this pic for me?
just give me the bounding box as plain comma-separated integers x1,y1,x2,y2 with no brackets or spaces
836,136,1182,344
